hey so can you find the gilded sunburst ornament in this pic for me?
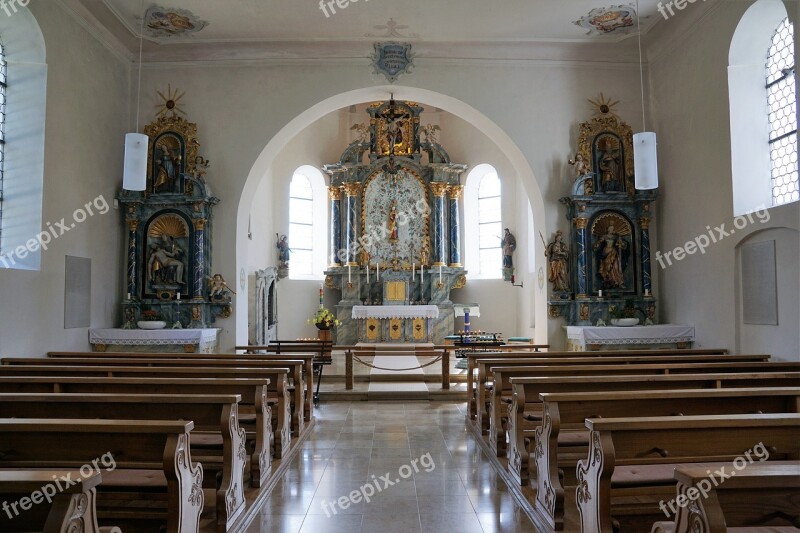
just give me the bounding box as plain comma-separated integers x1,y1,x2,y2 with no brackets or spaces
588,93,621,120
155,84,186,118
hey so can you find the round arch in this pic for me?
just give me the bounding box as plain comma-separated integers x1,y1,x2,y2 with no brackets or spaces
235,86,548,345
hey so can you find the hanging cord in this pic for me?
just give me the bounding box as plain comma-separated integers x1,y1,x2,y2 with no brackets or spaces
351,354,443,372
135,0,145,132
636,0,647,131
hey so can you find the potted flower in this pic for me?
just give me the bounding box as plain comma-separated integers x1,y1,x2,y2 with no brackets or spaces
138,309,166,330
308,308,340,330
608,299,644,326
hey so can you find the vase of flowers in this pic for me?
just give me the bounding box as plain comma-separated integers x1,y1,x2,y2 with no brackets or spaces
309,308,340,330
608,299,643,326
138,309,166,330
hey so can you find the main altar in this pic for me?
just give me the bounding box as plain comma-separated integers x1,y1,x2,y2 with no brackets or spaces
323,99,468,344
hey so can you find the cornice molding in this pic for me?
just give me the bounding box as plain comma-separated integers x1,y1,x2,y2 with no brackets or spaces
52,0,134,64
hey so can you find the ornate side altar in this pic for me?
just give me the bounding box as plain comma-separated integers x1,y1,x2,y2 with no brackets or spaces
565,325,695,351
116,103,231,333
323,100,467,344
548,102,658,326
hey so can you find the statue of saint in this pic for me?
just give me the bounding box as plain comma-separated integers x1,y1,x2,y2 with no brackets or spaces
276,234,290,268
388,202,399,242
154,146,179,192
385,116,405,154
593,224,628,288
147,238,185,285
545,230,570,292
598,139,622,191
502,228,517,268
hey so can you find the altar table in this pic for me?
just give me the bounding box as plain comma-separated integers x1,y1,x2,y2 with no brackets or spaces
89,328,220,353
565,324,695,351
351,305,439,342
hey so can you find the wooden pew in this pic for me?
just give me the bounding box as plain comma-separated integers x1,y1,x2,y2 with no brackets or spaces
575,413,800,533
0,419,203,533
472,355,772,432
0,376,279,484
506,372,800,486
489,361,799,455
0,470,117,533
0,393,248,530
530,387,800,530
464,348,734,420
651,461,800,533
46,351,316,424
5,358,310,431
0,365,297,445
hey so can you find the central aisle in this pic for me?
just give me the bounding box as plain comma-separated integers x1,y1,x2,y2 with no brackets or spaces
245,401,537,533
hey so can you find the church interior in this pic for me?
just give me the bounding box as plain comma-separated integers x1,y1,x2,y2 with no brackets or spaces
0,1,798,532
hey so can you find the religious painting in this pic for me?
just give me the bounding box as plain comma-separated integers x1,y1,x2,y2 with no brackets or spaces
590,211,635,293
144,213,191,299
362,168,429,266
144,6,208,38
573,5,636,36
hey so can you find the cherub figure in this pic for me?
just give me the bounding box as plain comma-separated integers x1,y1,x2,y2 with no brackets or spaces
569,153,591,177
421,124,441,145
207,273,236,299
193,155,210,183
350,123,370,144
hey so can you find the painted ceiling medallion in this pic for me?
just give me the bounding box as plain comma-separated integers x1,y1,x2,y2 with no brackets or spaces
143,5,208,38
573,4,637,36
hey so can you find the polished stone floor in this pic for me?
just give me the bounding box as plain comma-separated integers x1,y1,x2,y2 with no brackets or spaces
246,401,538,532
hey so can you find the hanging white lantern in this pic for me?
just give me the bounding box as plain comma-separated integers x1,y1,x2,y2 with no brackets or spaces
633,131,658,190
123,133,148,191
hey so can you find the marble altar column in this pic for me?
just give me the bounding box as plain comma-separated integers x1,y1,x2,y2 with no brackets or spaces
431,183,449,266
342,182,361,266
126,219,139,298
640,216,653,294
574,217,589,298
329,186,343,265
193,218,207,299
448,185,463,267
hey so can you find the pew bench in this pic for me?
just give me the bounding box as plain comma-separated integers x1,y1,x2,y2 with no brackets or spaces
239,343,329,405
0,366,295,456
507,372,800,486
575,413,800,533
0,376,279,486
464,348,735,420
488,361,797,455
0,393,248,530
0,470,119,533
651,461,800,533
530,387,800,530
0,419,203,533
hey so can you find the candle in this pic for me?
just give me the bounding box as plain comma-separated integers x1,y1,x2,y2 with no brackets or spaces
420,265,424,284
348,265,351,283
598,290,603,297
126,293,131,300
439,265,442,282
177,292,181,300
367,265,369,283
412,263,415,281
644,289,650,297
377,263,380,281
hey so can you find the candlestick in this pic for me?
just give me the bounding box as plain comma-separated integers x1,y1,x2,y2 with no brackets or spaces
366,265,369,283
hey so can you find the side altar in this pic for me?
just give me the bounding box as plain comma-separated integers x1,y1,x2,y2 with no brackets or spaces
116,103,233,334
323,99,467,344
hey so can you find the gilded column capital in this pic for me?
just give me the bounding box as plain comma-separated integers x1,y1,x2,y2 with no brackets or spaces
447,185,464,199
328,186,342,200
126,219,139,232
639,217,651,230
341,182,361,197
574,217,588,230
193,218,207,230
430,182,449,197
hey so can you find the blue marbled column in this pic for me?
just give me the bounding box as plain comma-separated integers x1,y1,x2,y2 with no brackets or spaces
640,218,652,294
431,184,448,265
329,187,342,265
127,220,138,298
448,185,462,267
193,219,206,298
575,218,588,297
342,183,360,265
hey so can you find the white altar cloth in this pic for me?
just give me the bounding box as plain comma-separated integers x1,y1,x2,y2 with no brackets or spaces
89,328,220,353
352,305,439,320
565,324,695,351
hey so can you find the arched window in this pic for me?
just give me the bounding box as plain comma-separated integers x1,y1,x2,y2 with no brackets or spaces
478,171,503,277
766,17,798,206
729,0,797,215
288,173,314,277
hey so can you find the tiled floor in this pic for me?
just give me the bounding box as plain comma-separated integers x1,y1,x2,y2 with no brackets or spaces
246,401,538,532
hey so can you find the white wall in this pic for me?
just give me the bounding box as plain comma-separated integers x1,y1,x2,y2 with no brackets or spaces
648,0,800,355
0,2,128,357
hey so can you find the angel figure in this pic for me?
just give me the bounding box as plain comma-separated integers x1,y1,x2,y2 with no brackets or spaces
193,155,210,183
421,124,441,145
568,153,591,178
350,123,370,144
207,274,236,299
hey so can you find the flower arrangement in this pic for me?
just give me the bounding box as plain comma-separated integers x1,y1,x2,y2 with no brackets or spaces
608,299,645,320
308,308,340,330
140,309,161,321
